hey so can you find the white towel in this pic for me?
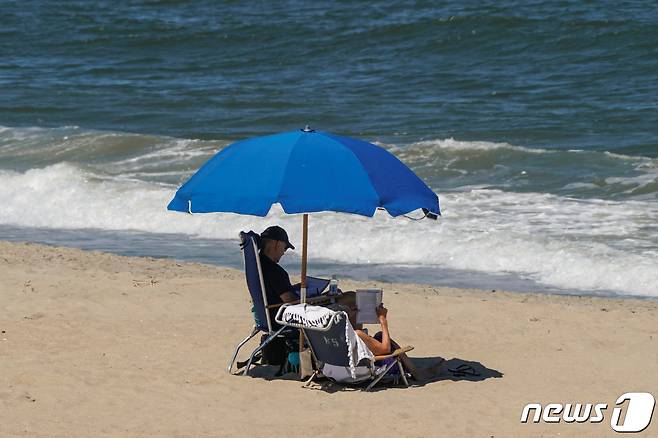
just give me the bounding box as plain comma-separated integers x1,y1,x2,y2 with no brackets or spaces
280,304,373,379
345,324,374,379
280,303,340,328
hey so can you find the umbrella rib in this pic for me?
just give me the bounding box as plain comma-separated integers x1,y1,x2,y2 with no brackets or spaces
330,134,438,217
275,132,307,212
332,137,384,216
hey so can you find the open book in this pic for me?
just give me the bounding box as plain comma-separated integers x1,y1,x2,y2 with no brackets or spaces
356,289,383,324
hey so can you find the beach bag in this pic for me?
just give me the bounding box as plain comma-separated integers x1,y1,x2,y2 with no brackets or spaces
299,347,315,379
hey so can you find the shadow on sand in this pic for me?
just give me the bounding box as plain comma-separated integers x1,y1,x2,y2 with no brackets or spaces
240,356,503,393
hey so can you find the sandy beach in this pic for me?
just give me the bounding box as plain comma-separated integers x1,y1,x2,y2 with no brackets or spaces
1,240,656,437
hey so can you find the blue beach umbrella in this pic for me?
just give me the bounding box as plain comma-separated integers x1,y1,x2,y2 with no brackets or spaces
168,127,440,300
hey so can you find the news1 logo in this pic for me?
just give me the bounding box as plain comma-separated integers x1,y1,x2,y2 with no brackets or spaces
520,392,656,433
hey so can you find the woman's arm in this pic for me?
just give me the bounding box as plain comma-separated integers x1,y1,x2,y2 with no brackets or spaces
355,304,391,355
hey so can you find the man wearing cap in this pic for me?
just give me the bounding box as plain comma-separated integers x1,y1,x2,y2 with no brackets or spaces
259,226,297,322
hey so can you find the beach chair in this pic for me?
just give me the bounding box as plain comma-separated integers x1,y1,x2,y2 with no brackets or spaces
226,231,295,375
275,303,413,391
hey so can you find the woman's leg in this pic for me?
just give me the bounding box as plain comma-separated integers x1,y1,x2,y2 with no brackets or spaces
374,332,443,381
373,331,400,352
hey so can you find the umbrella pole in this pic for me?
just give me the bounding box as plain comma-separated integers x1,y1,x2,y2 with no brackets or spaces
299,214,308,379
301,213,308,300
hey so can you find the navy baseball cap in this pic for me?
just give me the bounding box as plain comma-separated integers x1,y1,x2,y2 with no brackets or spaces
260,225,295,250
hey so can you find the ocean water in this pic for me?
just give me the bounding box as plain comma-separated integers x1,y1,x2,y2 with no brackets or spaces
1,1,657,297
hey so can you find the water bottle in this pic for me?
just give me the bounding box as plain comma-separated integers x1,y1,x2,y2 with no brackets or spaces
329,274,338,296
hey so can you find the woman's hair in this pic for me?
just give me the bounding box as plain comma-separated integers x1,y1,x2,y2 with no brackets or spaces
335,291,357,306
334,292,358,327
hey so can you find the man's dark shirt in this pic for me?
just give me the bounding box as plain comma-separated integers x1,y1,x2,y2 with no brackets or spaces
259,253,294,329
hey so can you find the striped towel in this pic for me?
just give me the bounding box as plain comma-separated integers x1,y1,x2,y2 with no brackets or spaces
280,303,340,328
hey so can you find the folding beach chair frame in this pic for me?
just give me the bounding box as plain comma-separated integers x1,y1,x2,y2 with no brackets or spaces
275,304,412,391
226,231,293,376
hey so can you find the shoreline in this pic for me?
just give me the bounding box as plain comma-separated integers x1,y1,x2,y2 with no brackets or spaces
2,239,654,303
1,228,652,300
2,240,657,437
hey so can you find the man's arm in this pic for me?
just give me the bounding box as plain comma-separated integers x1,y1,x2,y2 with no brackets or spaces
279,291,298,303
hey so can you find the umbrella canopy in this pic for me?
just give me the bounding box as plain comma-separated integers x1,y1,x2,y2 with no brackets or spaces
168,128,440,218
168,127,440,377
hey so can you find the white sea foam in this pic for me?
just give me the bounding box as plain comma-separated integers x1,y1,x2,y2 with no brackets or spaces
109,139,219,167
389,138,550,153
1,163,657,297
0,125,225,177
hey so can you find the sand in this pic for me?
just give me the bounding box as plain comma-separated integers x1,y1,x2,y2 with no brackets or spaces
1,240,657,437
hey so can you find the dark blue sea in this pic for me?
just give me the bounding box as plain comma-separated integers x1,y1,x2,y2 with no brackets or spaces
1,1,657,297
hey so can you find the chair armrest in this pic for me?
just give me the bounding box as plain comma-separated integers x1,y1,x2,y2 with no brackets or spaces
373,346,414,361
265,295,330,309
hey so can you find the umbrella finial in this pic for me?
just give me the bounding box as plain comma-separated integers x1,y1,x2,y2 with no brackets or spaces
301,125,315,133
